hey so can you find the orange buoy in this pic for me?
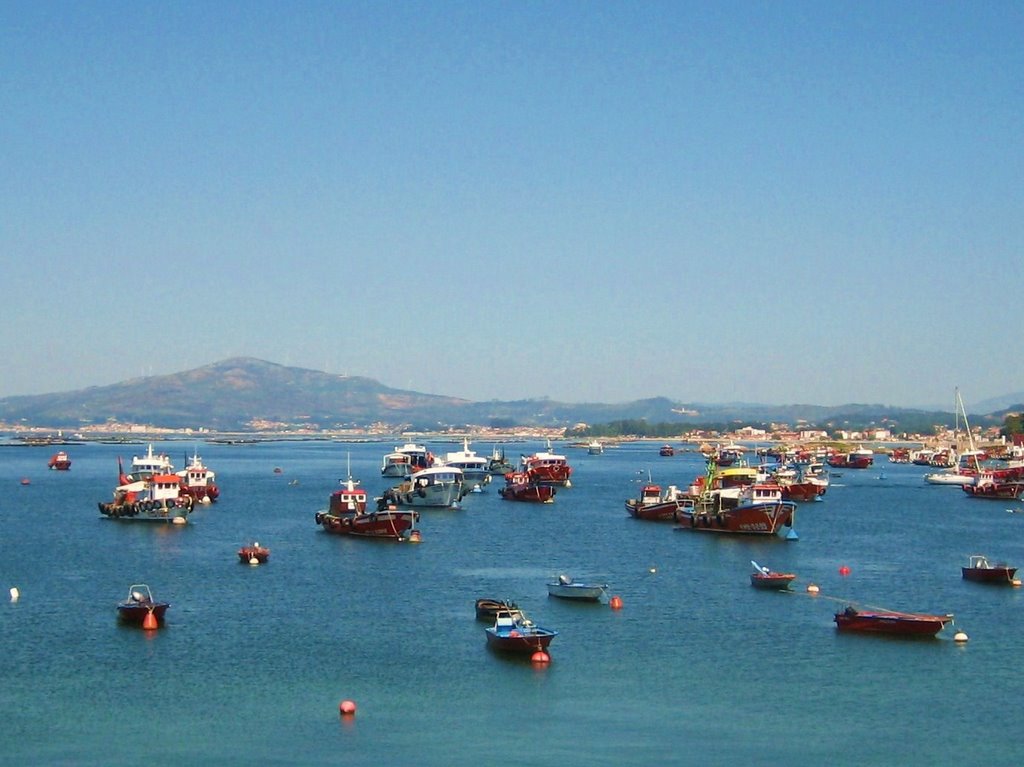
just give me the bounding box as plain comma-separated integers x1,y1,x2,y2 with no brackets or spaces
339,700,357,716
531,650,550,664
609,595,623,610
839,565,851,576
407,530,422,543
142,610,158,630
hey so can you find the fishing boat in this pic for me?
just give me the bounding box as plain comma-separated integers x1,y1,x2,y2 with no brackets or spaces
776,463,829,501
377,465,463,509
624,480,691,521
238,542,270,563
961,555,1018,584
833,606,953,636
587,440,604,455
487,446,516,475
125,444,174,481
98,460,194,522
546,574,607,601
177,450,220,503
749,560,796,590
439,438,491,491
659,444,675,457
521,442,573,487
498,471,556,503
47,451,72,470
316,473,419,540
117,584,169,626
380,443,434,478
485,607,558,654
826,447,874,469
674,470,797,538
475,598,523,622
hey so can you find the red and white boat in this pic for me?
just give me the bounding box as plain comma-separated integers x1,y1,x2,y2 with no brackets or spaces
315,474,419,540
177,450,220,503
674,465,797,538
625,481,690,521
962,471,1024,500
521,442,573,487
48,451,72,470
238,542,270,564
776,462,829,502
499,471,556,503
961,554,1018,584
98,459,194,522
826,447,874,469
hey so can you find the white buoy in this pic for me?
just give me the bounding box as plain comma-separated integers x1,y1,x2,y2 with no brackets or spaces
249,556,260,566
1012,579,1022,588
806,584,820,594
954,630,969,643
172,516,187,525
649,567,657,574
10,587,19,602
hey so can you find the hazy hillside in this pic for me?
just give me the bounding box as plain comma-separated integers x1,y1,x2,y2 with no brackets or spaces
0,357,1004,433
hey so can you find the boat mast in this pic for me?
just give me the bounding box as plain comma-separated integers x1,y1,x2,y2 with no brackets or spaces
955,388,981,471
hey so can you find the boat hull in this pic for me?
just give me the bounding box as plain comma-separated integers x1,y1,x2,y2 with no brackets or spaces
625,499,680,520
238,546,270,563
315,509,419,540
750,573,796,590
962,482,1024,500
500,483,556,503
547,583,606,601
833,609,952,636
780,482,826,502
485,628,557,653
98,498,193,522
379,482,462,508
675,502,796,537
962,566,1018,584
117,602,169,626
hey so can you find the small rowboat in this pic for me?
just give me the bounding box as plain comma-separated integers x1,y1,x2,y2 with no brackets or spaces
475,598,522,622
485,608,557,654
749,560,795,590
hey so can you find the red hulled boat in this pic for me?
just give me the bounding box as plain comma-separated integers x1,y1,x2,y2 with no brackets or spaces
674,466,797,538
749,561,796,590
48,451,72,470
238,542,270,563
178,451,220,503
826,448,874,469
485,607,557,654
962,472,1024,500
521,443,573,487
117,584,169,626
625,482,691,521
833,606,953,636
315,474,419,540
499,471,556,503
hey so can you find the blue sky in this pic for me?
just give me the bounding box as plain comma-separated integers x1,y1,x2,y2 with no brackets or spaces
2,1,1021,408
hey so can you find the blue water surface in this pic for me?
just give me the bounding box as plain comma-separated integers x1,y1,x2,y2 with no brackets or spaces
1,440,1021,766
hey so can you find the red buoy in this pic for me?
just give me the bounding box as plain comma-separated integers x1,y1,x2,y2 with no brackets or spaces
609,595,623,610
531,650,550,664
839,565,851,576
338,700,357,716
142,610,158,630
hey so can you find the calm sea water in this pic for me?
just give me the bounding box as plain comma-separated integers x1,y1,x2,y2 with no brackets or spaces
1,440,1022,766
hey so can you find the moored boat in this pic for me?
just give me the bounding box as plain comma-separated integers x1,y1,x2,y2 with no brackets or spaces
485,607,557,654
521,442,573,487
487,446,516,475
47,451,72,470
475,598,523,622
659,444,675,457
316,473,419,540
238,542,270,563
380,442,434,478
826,447,874,469
546,574,607,601
98,463,194,522
377,466,463,509
125,444,174,481
177,450,220,503
499,471,556,503
587,440,604,455
962,472,1024,500
833,606,953,636
439,438,491,492
675,466,794,536
961,555,1018,584
117,584,169,626
625,481,691,521
749,560,796,590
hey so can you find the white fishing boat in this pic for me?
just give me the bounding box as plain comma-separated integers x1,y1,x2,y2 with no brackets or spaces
546,574,607,602
377,465,464,509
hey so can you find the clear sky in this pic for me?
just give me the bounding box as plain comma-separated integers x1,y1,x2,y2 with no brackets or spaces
2,1,1021,408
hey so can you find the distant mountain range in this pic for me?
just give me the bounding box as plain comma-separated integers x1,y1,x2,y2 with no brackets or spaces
0,357,1017,433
